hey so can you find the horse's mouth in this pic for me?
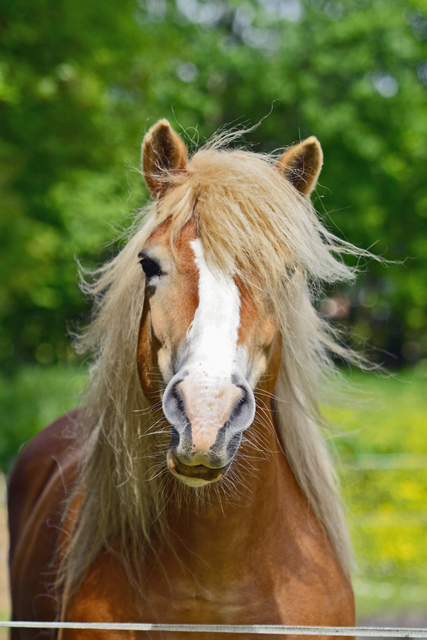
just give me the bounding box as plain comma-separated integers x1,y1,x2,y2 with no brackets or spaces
167,450,230,487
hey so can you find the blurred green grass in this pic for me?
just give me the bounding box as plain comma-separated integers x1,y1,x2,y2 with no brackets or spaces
1,363,426,620
324,365,427,618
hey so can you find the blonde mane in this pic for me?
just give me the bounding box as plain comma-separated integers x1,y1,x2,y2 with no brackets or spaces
61,134,368,597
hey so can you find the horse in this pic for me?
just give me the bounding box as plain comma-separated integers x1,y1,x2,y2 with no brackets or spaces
8,119,362,639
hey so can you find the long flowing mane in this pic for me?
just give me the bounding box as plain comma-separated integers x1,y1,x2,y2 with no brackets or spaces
60,132,368,599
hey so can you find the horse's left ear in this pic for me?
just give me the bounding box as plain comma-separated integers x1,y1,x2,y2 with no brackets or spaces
142,119,188,198
276,137,323,197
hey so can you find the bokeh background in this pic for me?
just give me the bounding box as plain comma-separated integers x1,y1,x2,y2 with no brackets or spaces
1,0,427,628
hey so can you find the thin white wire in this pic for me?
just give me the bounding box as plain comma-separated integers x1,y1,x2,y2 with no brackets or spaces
0,622,427,636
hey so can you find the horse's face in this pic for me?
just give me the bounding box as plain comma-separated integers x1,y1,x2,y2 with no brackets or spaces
138,119,323,487
137,218,281,487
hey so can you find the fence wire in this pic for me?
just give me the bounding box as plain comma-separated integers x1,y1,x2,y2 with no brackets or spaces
0,622,427,636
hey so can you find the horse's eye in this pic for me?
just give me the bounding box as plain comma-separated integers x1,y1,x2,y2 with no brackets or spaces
139,257,162,281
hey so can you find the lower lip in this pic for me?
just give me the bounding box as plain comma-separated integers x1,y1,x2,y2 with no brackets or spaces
167,450,230,485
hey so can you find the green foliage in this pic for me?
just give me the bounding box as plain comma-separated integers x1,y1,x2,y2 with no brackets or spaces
0,365,87,472
0,0,145,367
324,365,427,616
1,0,427,368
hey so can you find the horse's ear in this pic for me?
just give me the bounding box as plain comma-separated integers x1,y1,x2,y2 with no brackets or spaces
142,119,188,198
276,137,323,197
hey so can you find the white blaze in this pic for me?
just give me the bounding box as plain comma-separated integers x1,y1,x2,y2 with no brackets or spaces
187,239,241,378
171,239,244,453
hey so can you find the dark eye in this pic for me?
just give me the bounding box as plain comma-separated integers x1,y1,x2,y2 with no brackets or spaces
139,257,162,281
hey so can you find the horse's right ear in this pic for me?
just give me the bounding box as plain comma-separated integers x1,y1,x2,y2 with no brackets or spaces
142,119,188,199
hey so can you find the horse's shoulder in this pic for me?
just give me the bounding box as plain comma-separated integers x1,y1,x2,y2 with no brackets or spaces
8,411,81,561
61,551,140,635
9,412,83,628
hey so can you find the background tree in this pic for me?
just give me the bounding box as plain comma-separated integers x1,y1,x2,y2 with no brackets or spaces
1,0,426,371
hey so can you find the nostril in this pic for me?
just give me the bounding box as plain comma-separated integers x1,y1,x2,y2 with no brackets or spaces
226,432,242,458
162,375,188,427
229,392,247,422
228,377,256,432
169,425,180,449
172,386,186,415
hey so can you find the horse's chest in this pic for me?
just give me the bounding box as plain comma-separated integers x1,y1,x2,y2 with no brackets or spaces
66,544,353,636
70,552,281,625
137,540,352,626
142,581,281,626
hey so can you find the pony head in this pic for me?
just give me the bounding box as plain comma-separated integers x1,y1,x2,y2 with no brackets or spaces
137,120,323,487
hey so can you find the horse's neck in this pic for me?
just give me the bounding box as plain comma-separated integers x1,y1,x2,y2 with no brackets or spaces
159,403,303,574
